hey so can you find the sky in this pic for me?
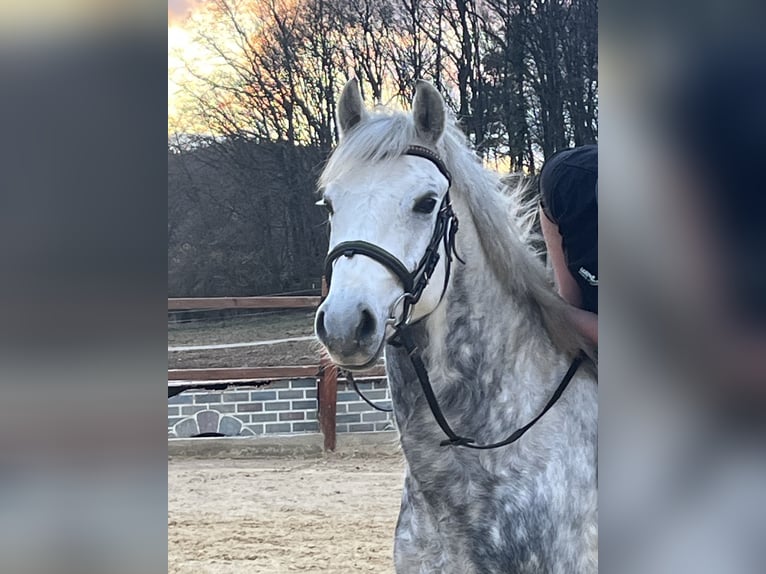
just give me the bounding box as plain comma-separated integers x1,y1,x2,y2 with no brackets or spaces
168,0,201,25
169,0,260,135
168,0,207,133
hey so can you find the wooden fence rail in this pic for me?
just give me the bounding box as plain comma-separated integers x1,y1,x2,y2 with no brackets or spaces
168,296,321,310
167,293,386,451
168,365,386,383
169,365,320,381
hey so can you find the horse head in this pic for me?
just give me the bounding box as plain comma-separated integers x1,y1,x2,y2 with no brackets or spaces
314,79,454,370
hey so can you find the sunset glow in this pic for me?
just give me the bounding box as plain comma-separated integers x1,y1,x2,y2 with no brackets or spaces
168,1,221,134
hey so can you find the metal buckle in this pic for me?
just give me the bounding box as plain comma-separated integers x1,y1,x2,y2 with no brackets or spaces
387,292,415,328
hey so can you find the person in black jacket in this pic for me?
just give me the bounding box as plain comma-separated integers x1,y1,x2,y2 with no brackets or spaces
539,145,598,346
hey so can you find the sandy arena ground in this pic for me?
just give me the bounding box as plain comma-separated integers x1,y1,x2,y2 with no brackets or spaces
169,455,405,573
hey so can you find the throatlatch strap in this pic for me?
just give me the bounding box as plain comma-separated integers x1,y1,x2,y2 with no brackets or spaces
395,326,585,450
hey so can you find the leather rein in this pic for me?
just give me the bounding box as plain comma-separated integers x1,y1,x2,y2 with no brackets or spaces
324,144,584,449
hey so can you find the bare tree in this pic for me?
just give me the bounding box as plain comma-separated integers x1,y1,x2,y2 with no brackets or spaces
168,0,598,295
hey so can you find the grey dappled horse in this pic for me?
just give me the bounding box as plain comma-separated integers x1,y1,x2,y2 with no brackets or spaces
315,79,597,574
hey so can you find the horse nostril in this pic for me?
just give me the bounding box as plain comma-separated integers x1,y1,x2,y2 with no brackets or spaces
316,309,327,340
355,308,377,343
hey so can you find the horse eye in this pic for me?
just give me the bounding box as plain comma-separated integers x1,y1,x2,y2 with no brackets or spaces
414,197,437,214
316,198,334,215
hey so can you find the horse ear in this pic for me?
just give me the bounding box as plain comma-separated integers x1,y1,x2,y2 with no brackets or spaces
337,78,366,138
412,80,445,145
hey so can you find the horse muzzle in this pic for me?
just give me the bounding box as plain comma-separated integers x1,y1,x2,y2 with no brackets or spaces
315,298,385,369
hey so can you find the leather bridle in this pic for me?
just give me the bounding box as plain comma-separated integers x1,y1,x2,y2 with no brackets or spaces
323,144,585,449
324,145,461,327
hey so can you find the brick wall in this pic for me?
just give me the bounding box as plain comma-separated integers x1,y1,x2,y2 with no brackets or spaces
167,378,394,438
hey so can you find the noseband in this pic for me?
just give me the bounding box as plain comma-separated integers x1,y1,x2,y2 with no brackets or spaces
322,144,585,449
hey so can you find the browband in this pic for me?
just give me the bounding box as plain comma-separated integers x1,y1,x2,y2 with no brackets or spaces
404,145,452,184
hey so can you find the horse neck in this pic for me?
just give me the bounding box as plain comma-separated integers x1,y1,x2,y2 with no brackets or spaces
429,207,556,379
388,203,569,440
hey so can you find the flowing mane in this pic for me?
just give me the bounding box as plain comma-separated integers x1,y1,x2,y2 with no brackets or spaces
320,107,590,359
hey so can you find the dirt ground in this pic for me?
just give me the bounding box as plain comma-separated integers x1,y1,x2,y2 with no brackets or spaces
169,455,404,573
